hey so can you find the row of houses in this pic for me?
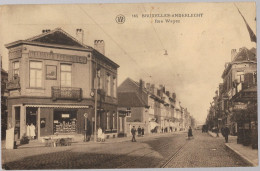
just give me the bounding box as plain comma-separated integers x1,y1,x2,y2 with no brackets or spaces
2,28,192,143
117,78,193,137
206,47,257,149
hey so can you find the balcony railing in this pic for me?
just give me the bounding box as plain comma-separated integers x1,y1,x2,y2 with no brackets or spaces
52,86,82,101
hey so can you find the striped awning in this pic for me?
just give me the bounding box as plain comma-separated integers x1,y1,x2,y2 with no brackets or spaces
24,103,91,109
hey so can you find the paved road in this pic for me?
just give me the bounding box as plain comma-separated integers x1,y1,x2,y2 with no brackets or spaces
2,131,249,169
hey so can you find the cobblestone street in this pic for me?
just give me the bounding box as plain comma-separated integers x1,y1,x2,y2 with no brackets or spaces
2,131,250,169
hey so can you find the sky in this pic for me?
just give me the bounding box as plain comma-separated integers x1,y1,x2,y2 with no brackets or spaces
0,2,256,124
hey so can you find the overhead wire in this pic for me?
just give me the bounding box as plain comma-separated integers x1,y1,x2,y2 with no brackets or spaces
77,5,152,79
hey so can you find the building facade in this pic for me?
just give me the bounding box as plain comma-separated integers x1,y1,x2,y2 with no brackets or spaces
118,78,191,136
5,28,119,141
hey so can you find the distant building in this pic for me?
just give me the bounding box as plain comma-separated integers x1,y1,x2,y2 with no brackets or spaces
5,28,119,141
118,77,189,136
221,47,257,136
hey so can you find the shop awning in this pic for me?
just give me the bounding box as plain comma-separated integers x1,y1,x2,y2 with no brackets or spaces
23,103,91,108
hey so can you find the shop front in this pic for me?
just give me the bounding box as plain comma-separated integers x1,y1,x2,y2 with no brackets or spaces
11,103,93,140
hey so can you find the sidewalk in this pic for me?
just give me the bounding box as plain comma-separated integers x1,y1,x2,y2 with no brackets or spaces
208,131,258,166
1,131,185,149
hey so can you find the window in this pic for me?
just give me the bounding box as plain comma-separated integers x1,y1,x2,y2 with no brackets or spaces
106,112,110,129
13,61,20,77
30,61,42,88
236,71,244,83
112,113,115,129
113,77,117,97
97,69,103,89
107,74,111,96
61,64,72,87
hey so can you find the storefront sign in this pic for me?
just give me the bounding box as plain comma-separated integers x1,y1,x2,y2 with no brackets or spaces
62,114,70,118
29,50,87,64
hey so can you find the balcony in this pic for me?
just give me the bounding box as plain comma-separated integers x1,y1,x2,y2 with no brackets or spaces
52,86,82,101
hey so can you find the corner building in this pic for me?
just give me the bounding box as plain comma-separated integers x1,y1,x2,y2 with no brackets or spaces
6,28,119,140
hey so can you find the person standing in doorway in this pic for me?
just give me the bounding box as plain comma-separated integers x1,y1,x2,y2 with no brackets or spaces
131,126,137,142
29,123,36,140
141,127,144,137
223,125,230,143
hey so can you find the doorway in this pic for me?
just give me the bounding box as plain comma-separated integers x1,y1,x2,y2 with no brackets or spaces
26,107,38,139
14,107,20,140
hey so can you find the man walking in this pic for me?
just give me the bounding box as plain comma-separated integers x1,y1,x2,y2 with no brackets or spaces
223,125,230,143
131,126,137,142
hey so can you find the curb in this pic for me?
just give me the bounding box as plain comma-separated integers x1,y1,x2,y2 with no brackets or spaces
225,143,257,167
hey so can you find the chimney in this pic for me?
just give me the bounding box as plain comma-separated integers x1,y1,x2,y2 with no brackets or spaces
42,29,51,33
151,84,155,94
146,83,151,91
94,40,105,55
172,92,176,101
139,79,144,95
231,49,237,61
159,84,165,93
224,62,229,69
166,91,170,97
76,29,84,44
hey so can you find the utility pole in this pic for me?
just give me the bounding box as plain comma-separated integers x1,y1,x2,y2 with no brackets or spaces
94,57,98,142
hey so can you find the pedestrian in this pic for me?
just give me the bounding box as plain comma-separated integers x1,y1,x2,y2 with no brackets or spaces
85,118,92,142
137,126,142,137
131,126,137,142
29,123,36,140
188,126,193,139
141,127,144,137
223,125,230,143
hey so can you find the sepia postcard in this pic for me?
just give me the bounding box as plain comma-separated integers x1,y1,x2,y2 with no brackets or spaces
0,1,258,170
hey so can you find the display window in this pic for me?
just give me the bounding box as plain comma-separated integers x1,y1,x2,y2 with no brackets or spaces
53,110,77,134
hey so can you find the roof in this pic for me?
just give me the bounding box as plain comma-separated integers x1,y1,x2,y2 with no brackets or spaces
118,92,147,107
5,28,91,50
232,47,256,63
5,28,119,68
222,47,257,78
118,78,147,94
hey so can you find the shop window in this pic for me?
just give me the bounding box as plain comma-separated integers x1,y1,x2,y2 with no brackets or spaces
13,61,20,78
61,64,72,87
53,110,77,134
30,61,42,88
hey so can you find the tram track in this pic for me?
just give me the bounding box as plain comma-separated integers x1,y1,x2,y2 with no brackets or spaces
160,139,189,168
116,136,189,168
